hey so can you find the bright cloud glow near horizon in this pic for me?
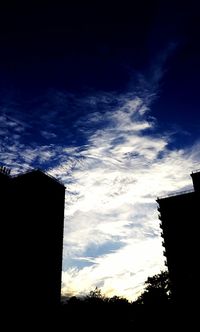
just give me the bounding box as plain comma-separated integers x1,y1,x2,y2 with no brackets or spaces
57,93,200,301
1,88,200,302
0,1,200,302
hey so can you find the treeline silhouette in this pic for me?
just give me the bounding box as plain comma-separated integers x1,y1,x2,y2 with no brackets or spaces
58,270,198,329
6,270,195,330
58,270,173,329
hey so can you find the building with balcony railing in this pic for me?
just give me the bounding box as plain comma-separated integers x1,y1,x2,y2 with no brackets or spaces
156,170,200,304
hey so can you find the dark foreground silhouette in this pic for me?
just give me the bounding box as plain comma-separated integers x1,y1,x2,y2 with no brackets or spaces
39,272,198,330
4,270,196,330
1,167,199,329
58,272,198,330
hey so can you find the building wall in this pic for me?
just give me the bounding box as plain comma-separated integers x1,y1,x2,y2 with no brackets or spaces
0,169,65,310
157,172,200,303
0,171,13,309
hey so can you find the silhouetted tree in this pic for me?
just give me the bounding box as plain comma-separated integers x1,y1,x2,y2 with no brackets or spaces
85,287,107,306
108,295,129,305
136,270,171,305
87,287,103,299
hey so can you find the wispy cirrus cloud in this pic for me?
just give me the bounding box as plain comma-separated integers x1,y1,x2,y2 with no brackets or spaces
1,81,200,301
62,237,164,300
47,93,200,300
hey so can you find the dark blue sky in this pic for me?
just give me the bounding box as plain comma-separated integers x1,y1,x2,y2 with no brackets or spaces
0,1,200,150
1,1,200,299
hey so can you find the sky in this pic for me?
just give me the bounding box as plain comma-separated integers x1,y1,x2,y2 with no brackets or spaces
0,1,200,301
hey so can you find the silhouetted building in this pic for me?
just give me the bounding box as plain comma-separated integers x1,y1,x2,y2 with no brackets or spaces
157,170,200,304
0,167,65,311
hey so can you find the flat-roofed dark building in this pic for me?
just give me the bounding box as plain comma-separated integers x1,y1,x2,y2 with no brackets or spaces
0,167,65,311
157,170,200,304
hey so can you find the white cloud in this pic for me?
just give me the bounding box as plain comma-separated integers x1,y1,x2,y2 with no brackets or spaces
46,94,200,301
1,89,200,302
62,237,165,301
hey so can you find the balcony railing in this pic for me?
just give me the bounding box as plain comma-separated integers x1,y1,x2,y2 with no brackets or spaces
163,249,167,257
157,189,194,200
191,169,200,174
